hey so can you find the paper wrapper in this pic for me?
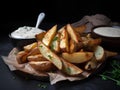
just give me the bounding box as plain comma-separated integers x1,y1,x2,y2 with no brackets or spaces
71,14,112,33
1,48,106,85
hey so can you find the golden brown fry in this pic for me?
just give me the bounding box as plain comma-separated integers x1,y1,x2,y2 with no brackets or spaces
50,33,60,53
23,42,37,52
27,54,47,62
27,47,40,56
16,51,28,64
69,39,78,53
66,24,79,43
59,27,69,52
62,52,93,63
38,41,62,70
61,58,83,76
29,61,56,72
94,45,105,62
85,56,97,70
42,25,57,46
73,25,86,34
35,32,46,41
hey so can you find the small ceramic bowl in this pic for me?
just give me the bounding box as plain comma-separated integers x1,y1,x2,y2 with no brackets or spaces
91,26,120,52
9,34,37,50
9,26,45,50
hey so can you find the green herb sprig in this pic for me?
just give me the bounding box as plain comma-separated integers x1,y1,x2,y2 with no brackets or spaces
37,83,47,88
100,60,120,86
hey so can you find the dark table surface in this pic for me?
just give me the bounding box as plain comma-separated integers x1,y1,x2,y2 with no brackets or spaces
0,25,120,90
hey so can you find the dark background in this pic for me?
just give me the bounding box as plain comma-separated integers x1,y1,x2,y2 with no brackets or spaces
0,1,120,90
0,0,120,36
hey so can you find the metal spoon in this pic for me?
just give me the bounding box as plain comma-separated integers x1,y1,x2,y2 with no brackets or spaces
35,12,45,28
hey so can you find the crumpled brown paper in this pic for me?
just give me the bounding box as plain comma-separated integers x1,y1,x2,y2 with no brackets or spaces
2,48,104,85
71,14,112,32
2,48,89,82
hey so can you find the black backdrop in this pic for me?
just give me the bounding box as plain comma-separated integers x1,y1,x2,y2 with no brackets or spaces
0,0,119,36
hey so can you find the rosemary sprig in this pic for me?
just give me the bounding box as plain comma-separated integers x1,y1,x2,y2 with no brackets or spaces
100,60,120,86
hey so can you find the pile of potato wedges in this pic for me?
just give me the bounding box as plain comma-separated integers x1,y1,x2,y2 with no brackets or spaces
16,24,106,76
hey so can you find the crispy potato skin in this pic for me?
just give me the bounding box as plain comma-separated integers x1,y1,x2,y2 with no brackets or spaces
29,61,56,72
38,41,63,70
42,25,57,46
16,51,28,64
62,52,93,63
27,54,47,62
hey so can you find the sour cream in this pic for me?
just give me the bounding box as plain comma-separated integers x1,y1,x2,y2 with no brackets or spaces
93,27,120,37
11,26,45,39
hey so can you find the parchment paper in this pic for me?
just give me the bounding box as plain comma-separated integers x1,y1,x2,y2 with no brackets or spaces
1,48,104,85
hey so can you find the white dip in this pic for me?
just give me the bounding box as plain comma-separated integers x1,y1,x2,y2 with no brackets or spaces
94,27,120,37
11,26,45,39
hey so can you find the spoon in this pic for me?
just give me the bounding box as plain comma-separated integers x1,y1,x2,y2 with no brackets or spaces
35,12,45,28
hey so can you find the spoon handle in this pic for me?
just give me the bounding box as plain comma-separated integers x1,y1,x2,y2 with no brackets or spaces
35,12,45,28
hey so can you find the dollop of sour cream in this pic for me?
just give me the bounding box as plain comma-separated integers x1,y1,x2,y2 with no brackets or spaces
93,27,120,37
11,26,45,39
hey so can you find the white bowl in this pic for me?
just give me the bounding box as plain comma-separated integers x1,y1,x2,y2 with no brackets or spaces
91,26,120,51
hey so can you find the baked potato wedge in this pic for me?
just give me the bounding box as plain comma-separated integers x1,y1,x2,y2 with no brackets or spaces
50,33,60,53
62,52,93,63
29,61,56,72
85,56,97,70
35,32,46,41
42,25,57,46
16,51,28,64
38,41,62,70
27,47,40,56
61,58,83,76
94,45,105,62
23,42,37,52
69,39,78,53
73,25,86,34
66,24,79,43
27,54,47,62
59,27,69,52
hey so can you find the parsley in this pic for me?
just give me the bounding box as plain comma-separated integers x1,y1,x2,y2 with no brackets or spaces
100,60,120,86
53,36,58,41
66,67,71,74
37,83,47,88
39,45,43,48
51,43,54,51
48,55,52,59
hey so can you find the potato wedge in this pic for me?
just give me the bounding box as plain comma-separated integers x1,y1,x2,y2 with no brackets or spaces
62,52,93,63
94,45,105,62
27,54,47,62
105,50,118,58
35,32,46,41
29,61,56,72
66,24,79,43
16,51,28,64
50,33,60,53
69,39,78,53
42,25,57,46
38,41,62,70
85,56,97,70
23,42,37,52
73,25,86,34
59,27,69,52
69,39,83,53
27,47,40,56
61,58,83,76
